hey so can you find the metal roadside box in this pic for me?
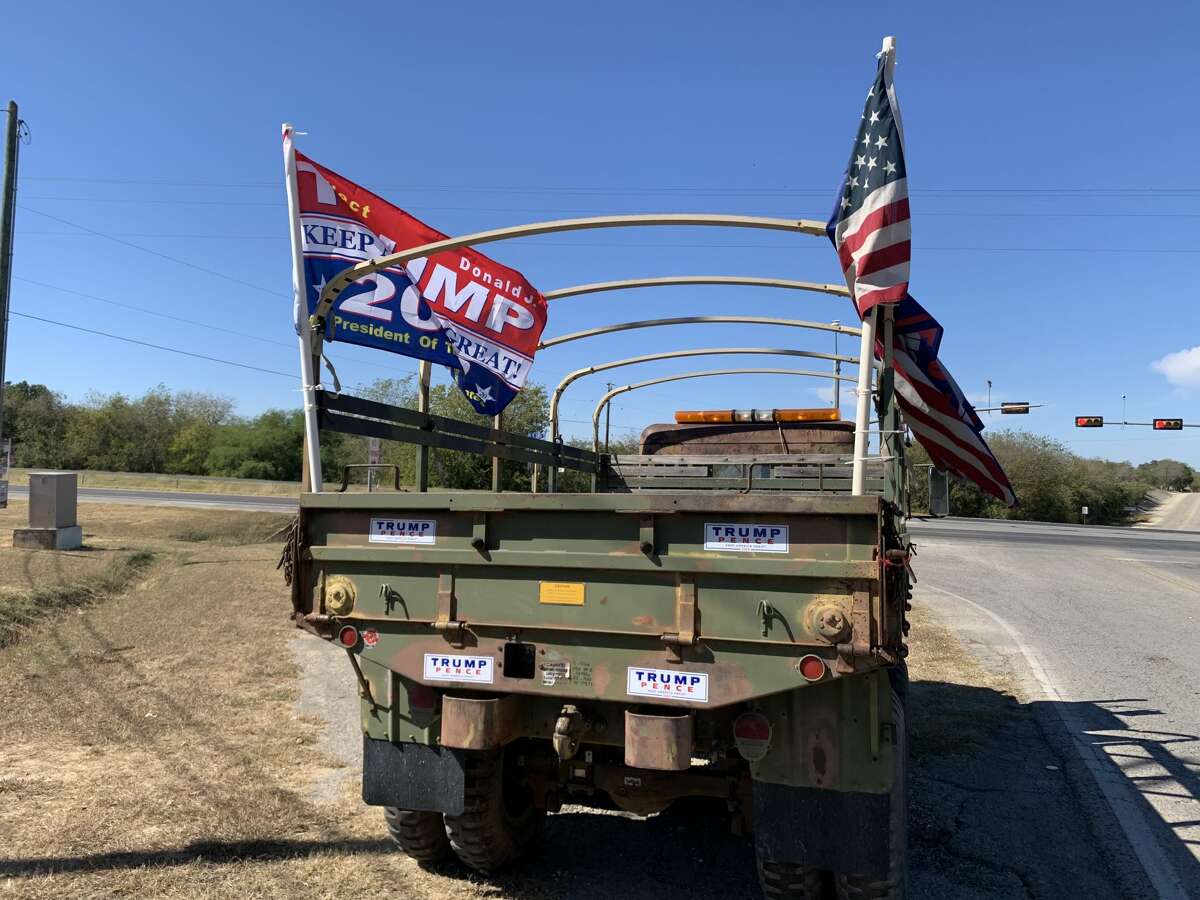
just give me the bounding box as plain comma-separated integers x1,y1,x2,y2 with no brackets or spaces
28,472,78,529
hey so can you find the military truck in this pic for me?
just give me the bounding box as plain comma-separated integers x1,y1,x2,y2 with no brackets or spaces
284,371,912,898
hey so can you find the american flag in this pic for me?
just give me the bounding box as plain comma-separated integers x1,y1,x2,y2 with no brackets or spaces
827,41,1016,507
890,297,1017,506
826,43,910,316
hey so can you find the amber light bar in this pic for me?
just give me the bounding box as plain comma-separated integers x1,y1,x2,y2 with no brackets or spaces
675,408,841,424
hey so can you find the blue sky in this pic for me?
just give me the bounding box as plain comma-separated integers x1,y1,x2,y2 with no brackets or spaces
4,0,1199,464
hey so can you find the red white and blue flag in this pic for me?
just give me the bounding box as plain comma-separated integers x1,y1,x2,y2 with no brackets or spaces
890,297,1016,506
293,151,547,415
828,44,1016,506
826,43,910,317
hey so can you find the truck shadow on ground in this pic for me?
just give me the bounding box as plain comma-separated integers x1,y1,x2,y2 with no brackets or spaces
2,679,1196,900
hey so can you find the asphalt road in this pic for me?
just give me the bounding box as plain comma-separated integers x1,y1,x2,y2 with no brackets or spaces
1142,492,1200,532
911,518,1200,899
4,484,297,513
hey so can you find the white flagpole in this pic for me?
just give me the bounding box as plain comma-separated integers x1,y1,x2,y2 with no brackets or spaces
850,306,876,495
851,36,898,497
282,123,324,492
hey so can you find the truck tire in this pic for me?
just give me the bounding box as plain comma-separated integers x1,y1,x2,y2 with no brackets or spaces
835,688,907,900
757,860,833,898
383,807,451,865
444,747,544,872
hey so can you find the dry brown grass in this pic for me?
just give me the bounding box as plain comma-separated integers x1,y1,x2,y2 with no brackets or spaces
0,502,503,899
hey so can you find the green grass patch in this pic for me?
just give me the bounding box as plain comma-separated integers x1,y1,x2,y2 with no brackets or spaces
169,513,293,545
0,551,155,648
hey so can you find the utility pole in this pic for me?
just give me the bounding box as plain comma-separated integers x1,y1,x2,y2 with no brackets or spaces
0,101,24,452
604,382,614,453
0,101,23,508
986,379,992,417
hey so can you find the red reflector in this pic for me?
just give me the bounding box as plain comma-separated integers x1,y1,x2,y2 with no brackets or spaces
338,625,360,648
798,654,826,682
409,684,438,710
732,711,773,761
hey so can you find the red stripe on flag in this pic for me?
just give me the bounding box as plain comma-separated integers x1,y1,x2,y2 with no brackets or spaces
922,439,1014,504
840,199,910,256
856,240,911,279
897,395,1012,489
908,417,1013,503
855,284,908,313
897,385,1009,486
893,354,975,424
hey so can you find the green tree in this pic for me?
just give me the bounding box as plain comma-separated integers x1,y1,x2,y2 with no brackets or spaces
1,381,70,467
207,410,307,481
908,429,1153,525
426,382,550,491
1135,459,1195,492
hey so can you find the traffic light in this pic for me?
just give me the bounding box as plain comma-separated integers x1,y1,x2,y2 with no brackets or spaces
1153,418,1184,431
1001,402,1030,415
1075,416,1103,428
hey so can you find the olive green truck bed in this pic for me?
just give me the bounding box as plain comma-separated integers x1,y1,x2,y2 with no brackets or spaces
291,489,908,881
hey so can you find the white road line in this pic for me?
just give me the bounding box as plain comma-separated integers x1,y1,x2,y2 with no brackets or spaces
924,583,1190,900
1109,557,1200,566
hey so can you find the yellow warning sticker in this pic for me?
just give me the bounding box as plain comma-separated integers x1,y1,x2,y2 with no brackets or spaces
539,581,586,605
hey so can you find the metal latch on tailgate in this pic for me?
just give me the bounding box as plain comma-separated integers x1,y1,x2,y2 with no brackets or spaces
433,572,467,647
661,576,698,662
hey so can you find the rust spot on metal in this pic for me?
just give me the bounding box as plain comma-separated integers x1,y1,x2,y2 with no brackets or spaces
812,742,827,777
439,694,521,750
632,615,657,626
592,663,612,696
805,727,838,787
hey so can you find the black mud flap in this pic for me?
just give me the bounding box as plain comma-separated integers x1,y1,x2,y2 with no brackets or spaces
753,780,891,876
362,735,466,816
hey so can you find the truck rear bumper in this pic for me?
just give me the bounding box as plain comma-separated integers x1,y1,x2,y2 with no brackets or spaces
361,735,466,815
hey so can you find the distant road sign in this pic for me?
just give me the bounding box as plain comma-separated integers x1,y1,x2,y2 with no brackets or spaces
1153,418,1184,431
1001,402,1030,414
1075,416,1104,428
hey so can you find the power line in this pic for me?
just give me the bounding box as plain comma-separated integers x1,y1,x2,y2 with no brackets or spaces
19,174,1200,196
17,206,287,298
19,196,1200,220
12,276,425,379
10,310,298,379
11,228,1199,254
14,276,294,348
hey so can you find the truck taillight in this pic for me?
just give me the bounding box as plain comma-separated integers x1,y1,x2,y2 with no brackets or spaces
338,625,360,648
675,408,840,424
798,654,826,682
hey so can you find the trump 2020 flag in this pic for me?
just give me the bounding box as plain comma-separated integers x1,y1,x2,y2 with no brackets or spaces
293,151,547,415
